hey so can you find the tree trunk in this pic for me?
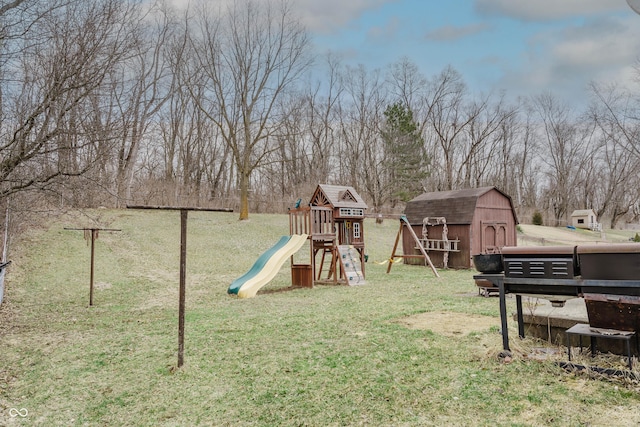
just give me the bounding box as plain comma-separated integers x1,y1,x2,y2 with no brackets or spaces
239,171,250,220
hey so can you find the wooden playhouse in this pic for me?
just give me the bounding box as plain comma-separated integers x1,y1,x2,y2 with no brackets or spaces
289,184,368,286
400,187,518,269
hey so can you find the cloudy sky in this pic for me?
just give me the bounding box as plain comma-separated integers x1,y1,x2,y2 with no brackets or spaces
306,0,640,104
176,0,640,107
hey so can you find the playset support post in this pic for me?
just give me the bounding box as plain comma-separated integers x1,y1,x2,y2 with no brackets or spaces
386,216,439,278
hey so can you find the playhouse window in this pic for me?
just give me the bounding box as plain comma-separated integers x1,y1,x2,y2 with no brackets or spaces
353,222,360,238
339,208,363,217
578,219,584,224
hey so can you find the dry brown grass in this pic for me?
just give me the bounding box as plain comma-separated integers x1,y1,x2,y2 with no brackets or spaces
395,311,498,337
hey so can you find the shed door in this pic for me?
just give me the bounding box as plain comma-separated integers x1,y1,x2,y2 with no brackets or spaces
481,221,507,253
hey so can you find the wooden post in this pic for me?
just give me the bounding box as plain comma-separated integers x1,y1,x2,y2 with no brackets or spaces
401,216,440,278
386,221,403,274
89,229,96,306
386,217,440,278
64,227,121,306
178,209,187,367
126,205,233,369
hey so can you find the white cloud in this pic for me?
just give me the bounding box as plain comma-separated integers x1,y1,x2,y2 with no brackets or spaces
169,0,399,33
475,0,629,21
291,0,400,33
497,15,640,103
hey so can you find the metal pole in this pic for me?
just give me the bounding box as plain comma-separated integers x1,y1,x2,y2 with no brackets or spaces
516,295,524,339
64,227,120,307
178,209,188,368
125,205,232,369
89,229,96,306
497,277,510,352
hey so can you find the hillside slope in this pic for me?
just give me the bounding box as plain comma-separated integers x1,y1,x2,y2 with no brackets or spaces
517,224,634,246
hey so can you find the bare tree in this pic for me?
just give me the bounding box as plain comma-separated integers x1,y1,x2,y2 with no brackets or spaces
597,139,640,228
189,0,311,220
109,3,175,207
490,101,540,209
589,82,640,227
0,0,136,202
458,93,516,188
531,93,594,226
590,81,640,158
338,64,388,210
154,12,232,208
266,91,310,201
386,57,429,126
424,66,474,190
258,54,344,206
304,53,344,186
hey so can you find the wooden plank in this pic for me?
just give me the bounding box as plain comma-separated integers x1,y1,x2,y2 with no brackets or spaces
417,239,461,252
126,204,233,212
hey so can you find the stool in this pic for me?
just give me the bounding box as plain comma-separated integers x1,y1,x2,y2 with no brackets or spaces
566,323,636,370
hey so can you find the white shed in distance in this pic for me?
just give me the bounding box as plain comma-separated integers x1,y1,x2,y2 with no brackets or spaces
571,209,600,231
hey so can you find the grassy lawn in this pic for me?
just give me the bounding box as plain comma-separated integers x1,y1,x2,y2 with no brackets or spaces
1,210,639,426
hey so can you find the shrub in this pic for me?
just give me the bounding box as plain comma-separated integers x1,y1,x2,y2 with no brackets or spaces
634,233,640,243
532,211,543,226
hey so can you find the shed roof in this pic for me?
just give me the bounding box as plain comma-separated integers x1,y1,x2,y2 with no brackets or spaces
404,186,515,225
310,184,368,209
571,209,596,217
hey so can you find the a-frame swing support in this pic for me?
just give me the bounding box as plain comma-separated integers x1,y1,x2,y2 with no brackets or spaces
387,215,440,278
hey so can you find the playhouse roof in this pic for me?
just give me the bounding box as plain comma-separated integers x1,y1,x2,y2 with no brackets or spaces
311,184,368,209
404,186,516,225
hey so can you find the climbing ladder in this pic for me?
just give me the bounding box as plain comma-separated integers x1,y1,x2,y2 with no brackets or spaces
337,245,365,285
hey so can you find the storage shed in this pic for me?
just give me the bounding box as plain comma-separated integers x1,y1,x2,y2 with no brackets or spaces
571,209,599,230
403,187,518,269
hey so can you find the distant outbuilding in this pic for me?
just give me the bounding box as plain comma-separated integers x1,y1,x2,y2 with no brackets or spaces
571,209,599,231
402,187,518,269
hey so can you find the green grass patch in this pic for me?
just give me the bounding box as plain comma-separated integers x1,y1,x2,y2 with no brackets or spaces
0,210,639,426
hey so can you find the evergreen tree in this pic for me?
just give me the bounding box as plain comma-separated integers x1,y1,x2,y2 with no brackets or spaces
381,102,430,205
